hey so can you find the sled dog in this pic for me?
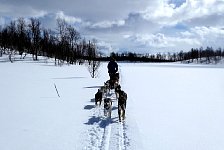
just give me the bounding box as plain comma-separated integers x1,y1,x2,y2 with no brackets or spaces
115,84,121,99
104,80,111,94
95,89,102,106
118,90,127,122
104,98,112,118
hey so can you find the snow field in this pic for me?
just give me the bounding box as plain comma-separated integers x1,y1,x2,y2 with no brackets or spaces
121,63,224,150
1,56,224,150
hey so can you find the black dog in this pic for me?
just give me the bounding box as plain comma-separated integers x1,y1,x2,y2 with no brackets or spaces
118,90,127,122
95,89,102,106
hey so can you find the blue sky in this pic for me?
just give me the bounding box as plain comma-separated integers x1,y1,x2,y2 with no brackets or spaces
1,0,224,54
169,0,186,7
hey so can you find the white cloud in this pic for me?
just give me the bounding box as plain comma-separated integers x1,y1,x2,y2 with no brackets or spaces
97,41,114,55
30,9,48,18
142,1,175,20
140,0,224,27
55,11,126,30
125,33,201,52
183,26,224,47
180,30,194,37
134,33,170,48
123,34,132,39
181,26,224,40
56,11,82,24
124,25,224,52
192,26,224,37
90,20,125,29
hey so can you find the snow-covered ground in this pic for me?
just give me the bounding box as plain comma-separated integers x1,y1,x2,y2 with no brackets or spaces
0,56,224,150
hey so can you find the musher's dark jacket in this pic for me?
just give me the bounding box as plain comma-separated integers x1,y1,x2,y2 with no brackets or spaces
107,61,118,74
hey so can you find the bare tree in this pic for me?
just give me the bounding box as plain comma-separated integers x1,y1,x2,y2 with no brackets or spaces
56,18,70,64
86,39,101,78
7,21,17,62
66,24,81,63
87,60,101,78
57,18,68,43
16,18,27,56
29,18,41,60
86,39,98,64
67,25,81,47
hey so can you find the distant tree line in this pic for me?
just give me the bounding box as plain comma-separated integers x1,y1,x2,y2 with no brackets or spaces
104,52,174,62
0,17,99,65
173,47,224,64
105,47,224,63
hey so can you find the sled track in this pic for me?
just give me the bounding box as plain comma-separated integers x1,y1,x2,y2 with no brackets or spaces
118,122,129,150
86,90,130,150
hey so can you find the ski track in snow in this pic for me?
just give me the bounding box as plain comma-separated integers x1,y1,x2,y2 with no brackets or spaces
85,90,130,150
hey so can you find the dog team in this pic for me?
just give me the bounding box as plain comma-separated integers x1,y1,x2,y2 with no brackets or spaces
95,58,127,122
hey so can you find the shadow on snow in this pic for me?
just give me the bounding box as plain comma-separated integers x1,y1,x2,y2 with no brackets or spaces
85,116,118,128
52,76,86,79
84,105,95,110
84,86,102,89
